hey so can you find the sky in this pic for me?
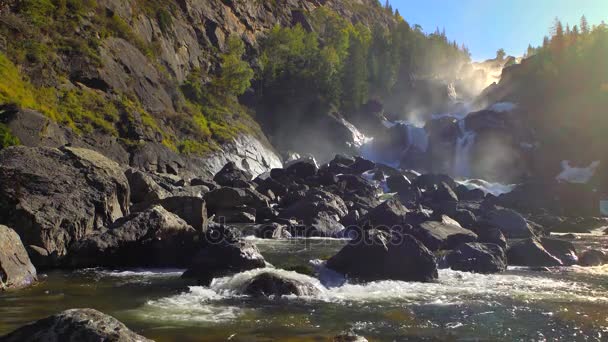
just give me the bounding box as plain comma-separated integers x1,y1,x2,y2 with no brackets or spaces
390,0,608,61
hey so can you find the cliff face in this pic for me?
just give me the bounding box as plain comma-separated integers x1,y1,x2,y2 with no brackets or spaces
0,0,394,177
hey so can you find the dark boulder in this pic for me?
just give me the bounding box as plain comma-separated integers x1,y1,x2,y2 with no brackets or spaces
540,237,578,266
412,221,478,251
445,242,507,274
182,224,266,285
506,239,563,267
456,185,485,201
357,198,409,230
204,187,269,218
0,146,130,266
386,175,412,193
0,225,37,291
413,174,457,191
472,225,508,249
285,159,318,179
453,209,477,229
68,206,198,268
243,271,321,297
156,196,208,232
326,229,438,282
280,189,348,224
215,206,257,223
350,157,375,174
0,308,152,341
579,250,607,266
213,161,253,188
483,209,535,239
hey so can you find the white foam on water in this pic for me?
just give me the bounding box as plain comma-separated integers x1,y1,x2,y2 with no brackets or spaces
139,286,243,324
556,160,600,184
457,178,516,196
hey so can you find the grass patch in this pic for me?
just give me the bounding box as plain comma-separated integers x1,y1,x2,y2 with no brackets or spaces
0,123,20,149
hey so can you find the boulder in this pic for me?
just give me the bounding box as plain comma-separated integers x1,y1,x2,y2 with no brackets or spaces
280,189,348,224
0,308,152,341
204,187,269,213
453,209,477,229
579,250,607,266
506,239,563,267
540,237,578,266
285,159,318,179
156,196,208,232
412,221,478,251
0,146,130,265
386,175,411,193
182,225,266,285
125,169,169,204
484,209,535,239
243,271,321,297
472,225,507,249
445,242,507,274
326,230,438,282
413,174,457,191
350,157,375,174
213,161,253,188
357,198,408,230
0,225,37,291
68,206,198,268
215,206,257,224
333,331,369,342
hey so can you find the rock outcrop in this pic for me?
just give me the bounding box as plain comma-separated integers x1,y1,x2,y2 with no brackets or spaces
0,225,37,291
0,146,130,266
0,308,152,341
445,242,507,274
68,206,198,268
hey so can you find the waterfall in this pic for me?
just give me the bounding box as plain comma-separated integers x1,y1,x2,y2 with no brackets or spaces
453,119,476,178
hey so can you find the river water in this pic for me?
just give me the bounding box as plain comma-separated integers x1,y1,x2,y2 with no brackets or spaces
1,236,607,341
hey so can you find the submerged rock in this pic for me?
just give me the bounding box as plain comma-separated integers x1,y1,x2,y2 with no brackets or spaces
506,238,563,267
445,242,507,274
0,146,130,266
326,230,438,282
0,225,37,291
0,308,152,341
244,271,321,297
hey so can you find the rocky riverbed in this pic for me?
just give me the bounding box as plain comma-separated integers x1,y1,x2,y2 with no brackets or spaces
1,146,607,341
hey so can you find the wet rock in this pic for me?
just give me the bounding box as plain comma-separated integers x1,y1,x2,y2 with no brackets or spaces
483,208,535,239
350,157,375,174
540,237,578,266
213,161,253,188
506,238,563,267
0,225,37,291
68,206,198,268
244,271,320,297
579,250,607,266
340,210,360,227
333,331,369,342
456,185,485,201
326,229,438,282
182,225,266,285
412,221,478,251
0,146,130,266
0,308,152,341
445,242,507,274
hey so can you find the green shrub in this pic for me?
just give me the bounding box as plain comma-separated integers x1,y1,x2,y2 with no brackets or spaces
0,124,20,149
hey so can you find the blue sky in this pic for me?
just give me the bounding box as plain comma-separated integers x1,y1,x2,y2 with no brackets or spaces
390,0,608,61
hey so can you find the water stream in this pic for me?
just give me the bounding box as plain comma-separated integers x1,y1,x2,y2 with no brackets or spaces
1,236,607,341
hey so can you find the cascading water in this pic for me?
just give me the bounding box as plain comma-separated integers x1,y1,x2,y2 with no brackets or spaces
453,119,476,178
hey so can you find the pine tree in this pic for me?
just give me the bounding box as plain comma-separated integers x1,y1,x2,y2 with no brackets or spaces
542,36,550,48
580,15,590,35
572,25,580,36
566,24,571,35
496,48,506,60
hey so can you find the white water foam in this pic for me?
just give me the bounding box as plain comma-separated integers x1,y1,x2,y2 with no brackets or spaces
556,160,600,184
457,178,516,196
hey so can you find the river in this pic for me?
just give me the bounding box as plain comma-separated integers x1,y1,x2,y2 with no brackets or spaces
1,235,607,341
